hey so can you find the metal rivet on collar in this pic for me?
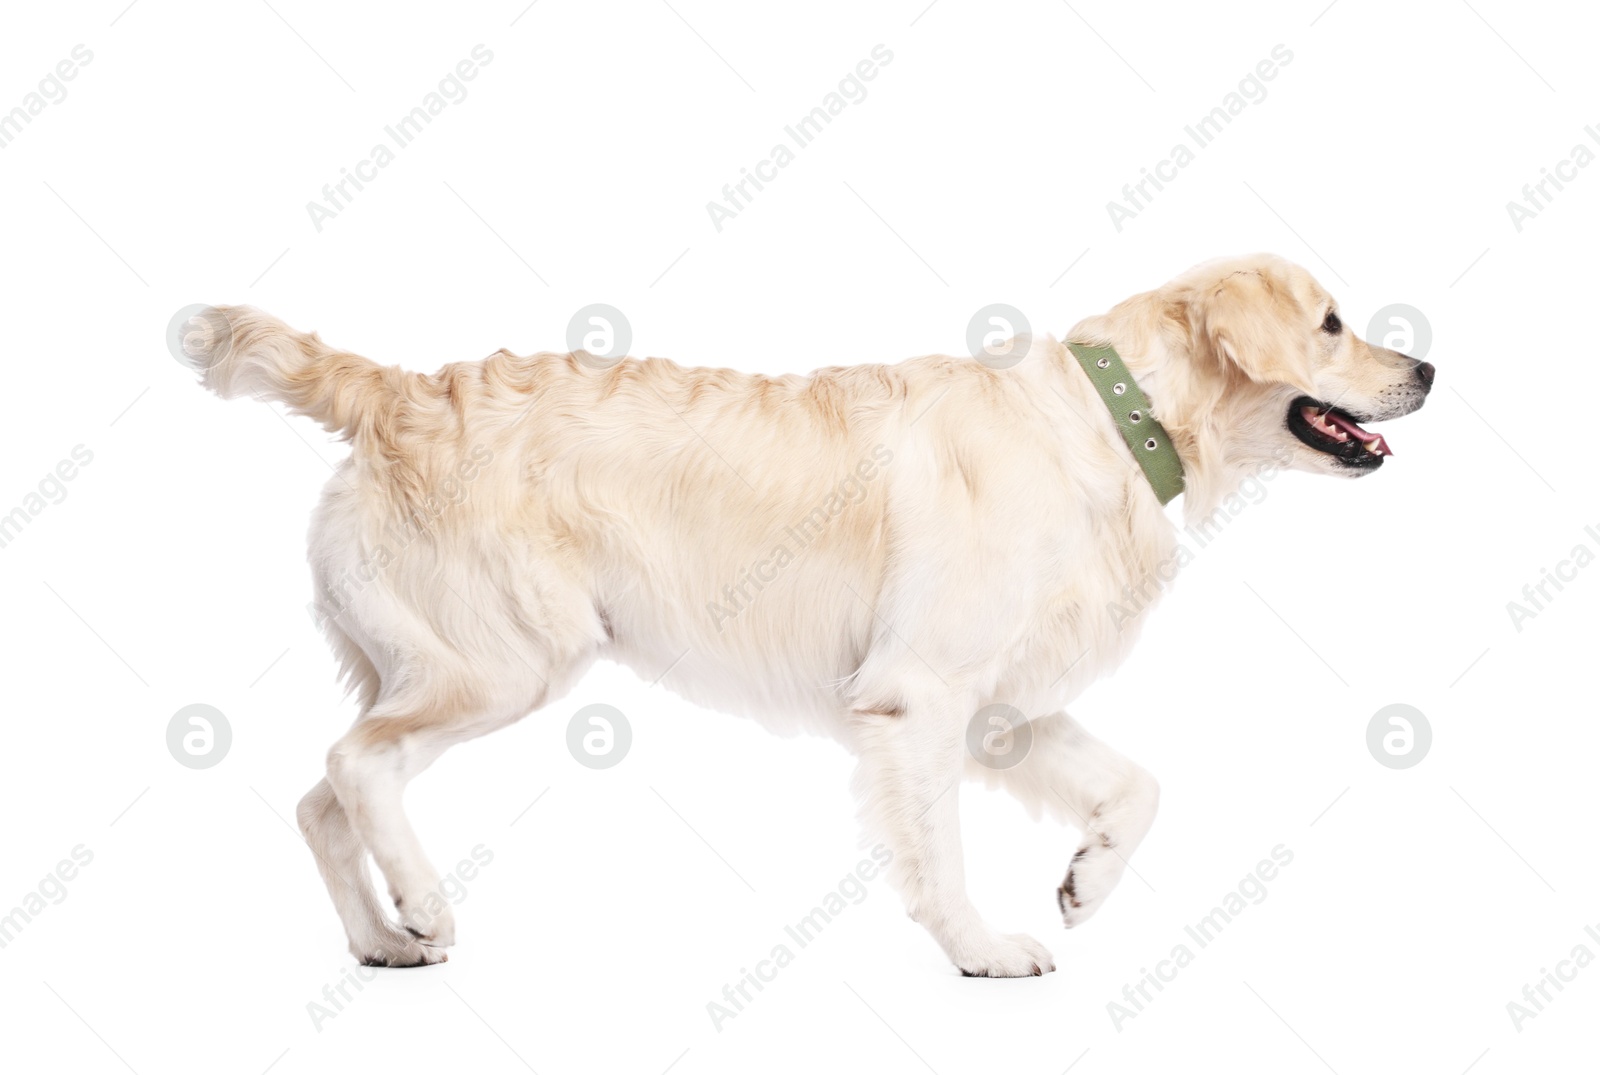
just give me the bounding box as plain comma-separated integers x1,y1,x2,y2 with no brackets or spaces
1067,340,1184,505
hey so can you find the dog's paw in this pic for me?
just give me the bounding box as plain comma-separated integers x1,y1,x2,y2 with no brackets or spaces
351,932,448,968
1059,844,1126,928
956,931,1056,978
392,889,457,947
398,903,456,948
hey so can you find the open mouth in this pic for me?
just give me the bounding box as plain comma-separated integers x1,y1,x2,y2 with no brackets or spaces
1287,396,1392,469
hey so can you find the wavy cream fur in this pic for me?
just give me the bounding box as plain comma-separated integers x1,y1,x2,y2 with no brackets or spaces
185,253,1430,975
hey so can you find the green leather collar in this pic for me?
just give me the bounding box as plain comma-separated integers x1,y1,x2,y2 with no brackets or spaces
1066,342,1185,505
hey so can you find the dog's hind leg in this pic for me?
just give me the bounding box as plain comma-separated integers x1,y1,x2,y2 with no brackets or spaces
852,677,1057,977
966,710,1159,928
296,776,444,967
319,612,594,966
322,696,537,963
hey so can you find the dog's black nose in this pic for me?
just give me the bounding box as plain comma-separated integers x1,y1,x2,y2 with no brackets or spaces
1414,361,1435,387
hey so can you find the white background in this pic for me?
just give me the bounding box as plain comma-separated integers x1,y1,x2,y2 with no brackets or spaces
1,0,1596,1072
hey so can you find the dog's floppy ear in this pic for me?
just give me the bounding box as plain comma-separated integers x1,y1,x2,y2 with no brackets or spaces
1193,270,1315,391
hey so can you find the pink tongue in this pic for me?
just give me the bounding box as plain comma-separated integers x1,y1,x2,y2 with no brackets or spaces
1324,410,1392,457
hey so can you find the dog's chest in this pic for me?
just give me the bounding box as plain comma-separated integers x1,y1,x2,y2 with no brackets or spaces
1001,497,1180,708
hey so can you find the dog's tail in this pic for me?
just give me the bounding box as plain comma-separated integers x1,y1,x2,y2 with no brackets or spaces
179,305,394,437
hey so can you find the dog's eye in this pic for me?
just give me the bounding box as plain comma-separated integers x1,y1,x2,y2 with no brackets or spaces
1322,310,1342,334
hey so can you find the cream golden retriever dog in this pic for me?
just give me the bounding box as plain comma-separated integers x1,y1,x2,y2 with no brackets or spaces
183,253,1432,976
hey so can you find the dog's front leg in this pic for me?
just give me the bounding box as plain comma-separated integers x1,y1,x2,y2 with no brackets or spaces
965,710,1160,928
851,680,1055,977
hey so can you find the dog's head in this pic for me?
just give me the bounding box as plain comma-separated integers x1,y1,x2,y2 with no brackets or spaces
1079,254,1435,518
1165,254,1432,479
